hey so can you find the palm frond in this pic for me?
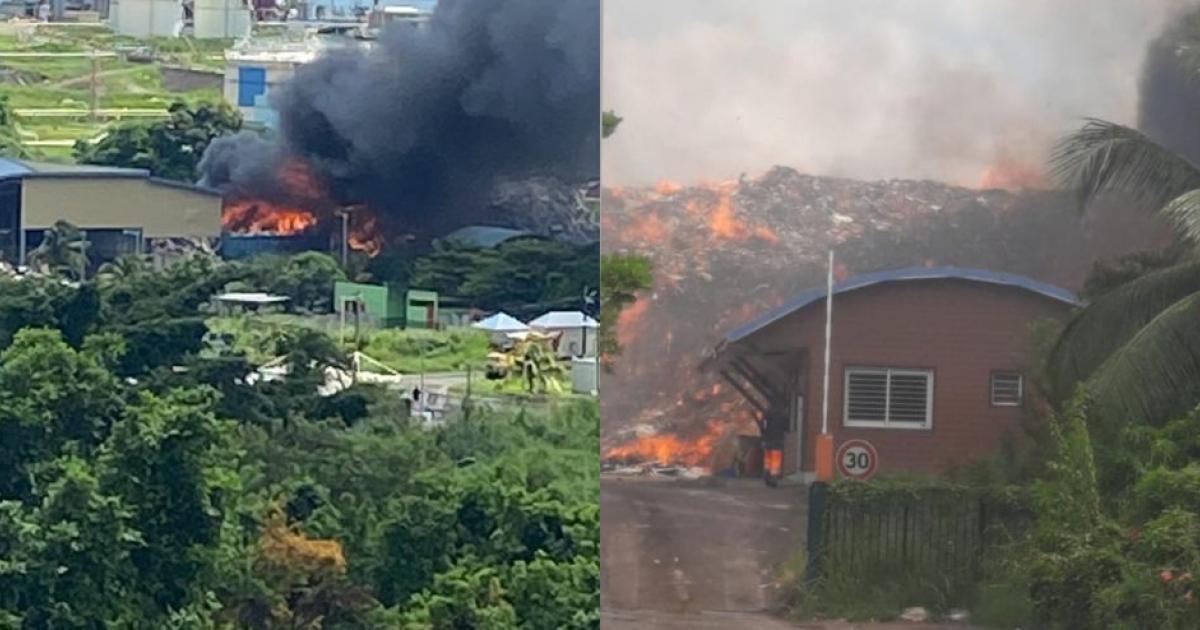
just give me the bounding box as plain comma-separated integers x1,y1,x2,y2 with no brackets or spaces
1049,119,1200,212
1047,259,1200,397
1161,189,1200,245
1087,290,1200,427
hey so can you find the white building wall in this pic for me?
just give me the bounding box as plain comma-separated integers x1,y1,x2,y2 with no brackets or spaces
194,0,251,39
111,0,181,38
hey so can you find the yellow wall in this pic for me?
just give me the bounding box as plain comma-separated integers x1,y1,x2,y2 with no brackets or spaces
22,178,222,238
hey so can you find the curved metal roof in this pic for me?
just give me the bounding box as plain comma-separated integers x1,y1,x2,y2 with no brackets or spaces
725,266,1079,343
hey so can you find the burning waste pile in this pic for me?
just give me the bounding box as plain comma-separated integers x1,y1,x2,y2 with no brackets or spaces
199,0,600,254
600,166,1164,475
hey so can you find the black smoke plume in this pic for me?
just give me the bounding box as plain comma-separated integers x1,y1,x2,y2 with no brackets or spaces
200,0,600,240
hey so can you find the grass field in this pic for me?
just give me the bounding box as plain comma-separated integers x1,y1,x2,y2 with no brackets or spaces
0,25,229,160
206,314,494,374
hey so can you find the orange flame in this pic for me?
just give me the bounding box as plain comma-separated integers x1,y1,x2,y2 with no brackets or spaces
709,191,746,239
604,420,727,468
655,180,683,196
347,212,384,256
979,155,1049,191
616,297,650,347
626,213,668,242
222,199,317,235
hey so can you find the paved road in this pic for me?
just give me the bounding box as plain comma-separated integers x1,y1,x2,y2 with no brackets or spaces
600,476,807,629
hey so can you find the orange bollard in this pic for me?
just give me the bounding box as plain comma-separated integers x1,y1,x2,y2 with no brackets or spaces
814,433,834,481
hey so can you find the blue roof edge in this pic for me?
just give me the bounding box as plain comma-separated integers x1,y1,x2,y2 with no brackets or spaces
724,266,1079,344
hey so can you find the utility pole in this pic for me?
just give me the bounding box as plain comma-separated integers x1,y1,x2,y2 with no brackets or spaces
338,209,350,268
89,50,98,122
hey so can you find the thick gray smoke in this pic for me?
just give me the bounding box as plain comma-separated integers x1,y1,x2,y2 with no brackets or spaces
1139,5,1200,166
603,0,1189,187
200,0,600,237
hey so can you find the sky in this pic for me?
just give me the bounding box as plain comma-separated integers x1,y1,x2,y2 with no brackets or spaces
602,0,1193,187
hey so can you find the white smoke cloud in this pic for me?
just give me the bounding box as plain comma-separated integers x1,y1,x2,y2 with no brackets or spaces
602,0,1193,186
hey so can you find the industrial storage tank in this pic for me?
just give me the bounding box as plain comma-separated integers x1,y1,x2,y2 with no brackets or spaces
110,0,182,37
193,0,251,38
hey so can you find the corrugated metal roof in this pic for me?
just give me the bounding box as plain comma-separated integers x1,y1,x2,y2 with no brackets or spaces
724,266,1079,344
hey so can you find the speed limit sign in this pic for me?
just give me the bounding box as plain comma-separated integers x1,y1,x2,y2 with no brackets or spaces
836,439,878,480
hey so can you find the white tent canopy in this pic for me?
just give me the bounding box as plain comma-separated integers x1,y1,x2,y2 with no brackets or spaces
529,310,598,329
472,312,529,333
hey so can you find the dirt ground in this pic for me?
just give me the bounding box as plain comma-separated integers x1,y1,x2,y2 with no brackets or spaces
599,475,807,629
599,475,982,630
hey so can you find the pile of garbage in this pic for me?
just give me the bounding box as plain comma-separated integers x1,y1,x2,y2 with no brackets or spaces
602,166,1164,436
489,176,600,245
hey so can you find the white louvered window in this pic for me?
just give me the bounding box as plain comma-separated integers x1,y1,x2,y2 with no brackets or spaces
991,372,1023,407
844,368,934,429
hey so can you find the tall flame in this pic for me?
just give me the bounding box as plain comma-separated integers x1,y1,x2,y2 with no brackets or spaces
222,199,318,235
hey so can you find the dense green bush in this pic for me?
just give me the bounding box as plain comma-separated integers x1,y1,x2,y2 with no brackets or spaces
0,253,600,627
1020,396,1200,629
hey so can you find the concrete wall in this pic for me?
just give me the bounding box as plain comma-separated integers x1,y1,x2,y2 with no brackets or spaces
23,177,221,238
193,0,251,38
161,66,224,92
752,279,1072,476
110,0,181,37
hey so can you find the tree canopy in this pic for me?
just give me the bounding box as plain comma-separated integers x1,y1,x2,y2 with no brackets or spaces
73,101,242,182
0,249,600,627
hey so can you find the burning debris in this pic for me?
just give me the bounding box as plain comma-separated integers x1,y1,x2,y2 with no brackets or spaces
200,0,600,250
601,166,1165,468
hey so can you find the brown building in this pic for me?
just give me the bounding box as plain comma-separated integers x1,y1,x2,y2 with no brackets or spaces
710,267,1077,479
0,158,222,266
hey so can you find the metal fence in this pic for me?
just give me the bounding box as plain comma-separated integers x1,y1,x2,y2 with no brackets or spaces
805,481,1032,586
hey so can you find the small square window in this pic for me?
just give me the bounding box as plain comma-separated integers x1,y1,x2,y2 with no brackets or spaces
991,372,1022,407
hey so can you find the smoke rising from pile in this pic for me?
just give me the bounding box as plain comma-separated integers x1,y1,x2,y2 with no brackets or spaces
201,0,599,238
603,0,1191,187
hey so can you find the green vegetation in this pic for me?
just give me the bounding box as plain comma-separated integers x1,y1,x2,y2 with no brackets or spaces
74,100,242,182
598,253,652,366
0,244,599,626
206,314,491,374
401,238,599,317
0,26,228,161
601,110,622,139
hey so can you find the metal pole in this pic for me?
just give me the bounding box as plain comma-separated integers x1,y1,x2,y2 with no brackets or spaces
89,51,97,122
821,250,834,435
340,211,349,268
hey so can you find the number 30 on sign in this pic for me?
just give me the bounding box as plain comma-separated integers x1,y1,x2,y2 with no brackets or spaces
836,439,878,480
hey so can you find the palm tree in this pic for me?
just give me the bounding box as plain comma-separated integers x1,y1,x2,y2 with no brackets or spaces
95,253,152,288
27,220,88,280
1047,119,1200,427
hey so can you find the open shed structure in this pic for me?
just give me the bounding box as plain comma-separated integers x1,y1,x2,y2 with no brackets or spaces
707,267,1078,479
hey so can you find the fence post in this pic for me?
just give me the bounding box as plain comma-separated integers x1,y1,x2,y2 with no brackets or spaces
806,481,829,583
976,495,988,578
